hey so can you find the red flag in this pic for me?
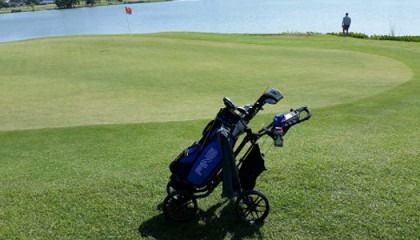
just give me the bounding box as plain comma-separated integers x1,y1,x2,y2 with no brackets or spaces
125,6,133,15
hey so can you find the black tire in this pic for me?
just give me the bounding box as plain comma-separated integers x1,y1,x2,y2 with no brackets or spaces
163,191,198,222
235,190,269,225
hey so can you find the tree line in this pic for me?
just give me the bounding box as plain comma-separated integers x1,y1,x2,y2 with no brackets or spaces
1,0,122,9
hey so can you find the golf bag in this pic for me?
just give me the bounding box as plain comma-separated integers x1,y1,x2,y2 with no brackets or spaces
163,88,311,224
169,106,240,187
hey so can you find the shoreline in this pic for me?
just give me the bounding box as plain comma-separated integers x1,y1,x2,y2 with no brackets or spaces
2,32,419,44
0,0,171,14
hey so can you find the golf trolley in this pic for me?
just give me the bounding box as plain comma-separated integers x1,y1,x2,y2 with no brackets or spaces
163,88,311,224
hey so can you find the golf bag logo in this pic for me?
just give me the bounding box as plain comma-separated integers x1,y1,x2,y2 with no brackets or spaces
188,140,221,185
194,147,218,176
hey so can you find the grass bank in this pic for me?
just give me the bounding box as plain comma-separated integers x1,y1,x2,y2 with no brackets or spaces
0,33,419,239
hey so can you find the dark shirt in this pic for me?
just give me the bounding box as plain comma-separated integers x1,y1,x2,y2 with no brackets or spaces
342,16,351,26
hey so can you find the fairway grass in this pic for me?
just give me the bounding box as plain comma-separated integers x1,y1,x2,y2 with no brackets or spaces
0,33,419,239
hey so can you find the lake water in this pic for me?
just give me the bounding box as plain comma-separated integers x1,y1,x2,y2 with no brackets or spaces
1,0,420,42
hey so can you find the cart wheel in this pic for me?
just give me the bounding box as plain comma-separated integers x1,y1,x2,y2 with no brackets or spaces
235,190,269,225
163,191,198,222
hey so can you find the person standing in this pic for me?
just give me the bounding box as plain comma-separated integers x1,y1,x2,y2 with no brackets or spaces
342,13,351,36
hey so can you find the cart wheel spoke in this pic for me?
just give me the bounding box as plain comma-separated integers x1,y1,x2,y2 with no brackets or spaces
235,190,270,224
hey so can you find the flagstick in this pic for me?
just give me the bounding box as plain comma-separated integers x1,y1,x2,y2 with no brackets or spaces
126,15,132,35
124,6,132,35
125,8,131,35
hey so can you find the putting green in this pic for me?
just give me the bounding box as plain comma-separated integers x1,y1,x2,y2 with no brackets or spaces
0,35,412,131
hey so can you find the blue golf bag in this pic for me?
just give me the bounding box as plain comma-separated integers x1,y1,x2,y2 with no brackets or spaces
169,106,240,188
163,88,312,224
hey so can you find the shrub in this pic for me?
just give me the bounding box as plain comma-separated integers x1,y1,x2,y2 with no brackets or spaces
370,35,420,42
327,32,420,43
86,0,95,5
55,0,79,8
327,32,368,39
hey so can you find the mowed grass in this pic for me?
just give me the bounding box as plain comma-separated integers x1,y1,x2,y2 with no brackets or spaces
0,34,412,130
0,33,419,239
